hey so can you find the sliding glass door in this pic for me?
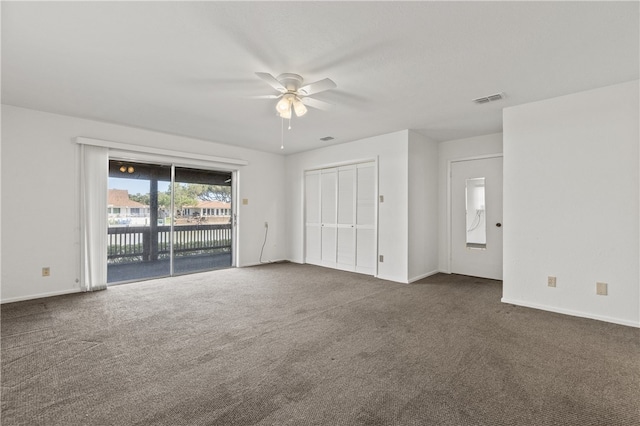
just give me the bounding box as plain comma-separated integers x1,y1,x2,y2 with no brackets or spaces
172,167,233,275
107,160,233,284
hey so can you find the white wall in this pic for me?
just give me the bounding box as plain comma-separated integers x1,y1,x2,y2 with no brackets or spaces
0,107,2,297
286,130,411,283
1,105,287,303
437,133,503,273
503,80,639,327
408,131,439,281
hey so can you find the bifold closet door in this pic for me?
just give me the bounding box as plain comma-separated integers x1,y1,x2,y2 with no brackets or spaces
336,166,356,271
304,161,376,275
320,169,338,267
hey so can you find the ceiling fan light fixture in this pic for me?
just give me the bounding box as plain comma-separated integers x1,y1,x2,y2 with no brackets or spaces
276,94,295,113
279,107,292,119
255,72,336,136
293,98,307,117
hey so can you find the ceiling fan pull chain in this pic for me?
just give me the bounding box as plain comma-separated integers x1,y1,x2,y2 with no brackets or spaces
288,116,292,130
280,117,285,150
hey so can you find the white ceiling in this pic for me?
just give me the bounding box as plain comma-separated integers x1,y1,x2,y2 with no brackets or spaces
2,1,638,154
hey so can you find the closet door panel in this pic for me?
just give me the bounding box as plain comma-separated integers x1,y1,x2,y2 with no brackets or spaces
356,228,375,274
306,226,321,265
321,226,337,265
321,170,337,225
337,167,355,225
336,227,356,270
320,169,337,267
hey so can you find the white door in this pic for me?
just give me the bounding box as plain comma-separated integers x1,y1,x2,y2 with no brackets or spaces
336,166,356,271
450,156,503,280
304,161,376,275
320,169,338,267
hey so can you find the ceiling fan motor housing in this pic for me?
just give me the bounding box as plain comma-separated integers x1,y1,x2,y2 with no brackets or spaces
277,73,304,91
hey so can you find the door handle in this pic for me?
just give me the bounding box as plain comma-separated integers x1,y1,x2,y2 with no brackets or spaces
496,223,502,228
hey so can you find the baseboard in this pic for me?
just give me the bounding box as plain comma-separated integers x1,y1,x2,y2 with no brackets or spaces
501,297,640,328
1,288,81,304
408,270,440,283
375,274,408,284
240,259,289,268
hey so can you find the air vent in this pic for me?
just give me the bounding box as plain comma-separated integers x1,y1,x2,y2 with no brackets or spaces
473,93,504,104
320,136,334,141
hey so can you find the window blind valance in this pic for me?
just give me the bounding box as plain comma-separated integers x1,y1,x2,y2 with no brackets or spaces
75,137,249,169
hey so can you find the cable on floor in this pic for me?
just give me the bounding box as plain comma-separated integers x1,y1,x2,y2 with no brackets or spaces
259,223,269,263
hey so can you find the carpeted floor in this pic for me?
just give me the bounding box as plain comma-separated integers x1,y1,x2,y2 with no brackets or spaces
1,263,639,425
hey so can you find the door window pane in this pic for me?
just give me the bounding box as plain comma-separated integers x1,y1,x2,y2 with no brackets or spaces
107,161,171,283
466,177,486,249
172,167,232,276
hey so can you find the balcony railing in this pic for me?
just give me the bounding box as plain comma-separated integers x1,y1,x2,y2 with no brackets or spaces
107,224,232,264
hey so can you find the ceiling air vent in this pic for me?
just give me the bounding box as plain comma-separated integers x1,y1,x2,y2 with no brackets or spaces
320,136,334,141
473,93,504,104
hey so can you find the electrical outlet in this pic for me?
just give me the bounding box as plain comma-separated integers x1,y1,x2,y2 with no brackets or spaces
596,282,608,296
242,198,249,205
379,255,384,263
264,222,268,228
379,195,384,203
42,267,50,277
547,276,556,287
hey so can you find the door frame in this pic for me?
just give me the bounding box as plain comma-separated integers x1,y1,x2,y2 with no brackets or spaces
446,153,503,275
107,153,239,280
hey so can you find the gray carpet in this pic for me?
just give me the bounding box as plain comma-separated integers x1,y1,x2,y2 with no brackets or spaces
1,263,639,425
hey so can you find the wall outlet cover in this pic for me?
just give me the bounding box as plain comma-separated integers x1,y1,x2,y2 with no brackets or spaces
548,276,556,287
596,282,608,296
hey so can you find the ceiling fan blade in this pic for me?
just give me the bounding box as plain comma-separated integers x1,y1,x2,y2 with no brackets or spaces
255,72,286,92
248,94,282,100
299,78,337,96
301,97,333,111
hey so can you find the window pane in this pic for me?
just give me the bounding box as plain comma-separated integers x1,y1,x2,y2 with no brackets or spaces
172,167,233,275
107,161,171,283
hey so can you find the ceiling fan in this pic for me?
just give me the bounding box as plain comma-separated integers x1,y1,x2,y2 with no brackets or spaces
253,72,337,119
